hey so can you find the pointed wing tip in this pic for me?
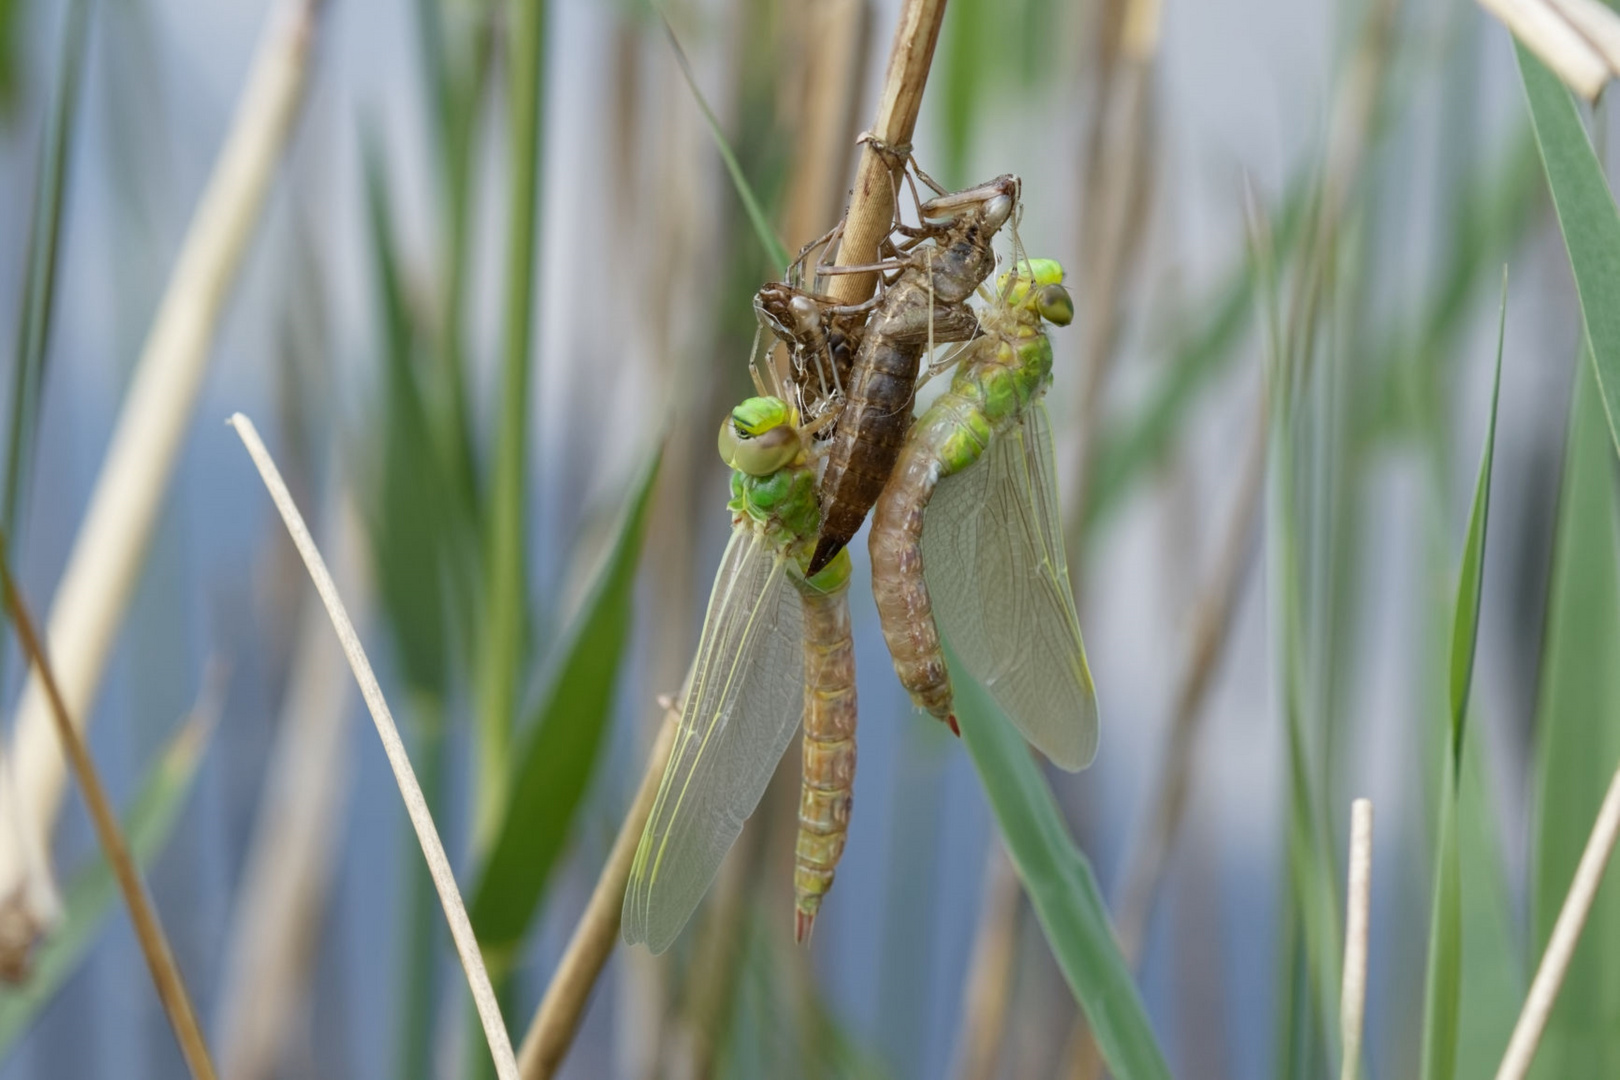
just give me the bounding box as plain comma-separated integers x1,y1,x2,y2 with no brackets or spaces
619,915,673,955
1045,700,1101,773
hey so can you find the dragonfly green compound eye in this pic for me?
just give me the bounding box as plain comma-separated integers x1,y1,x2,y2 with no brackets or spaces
730,395,792,435
1036,284,1074,327
718,397,800,476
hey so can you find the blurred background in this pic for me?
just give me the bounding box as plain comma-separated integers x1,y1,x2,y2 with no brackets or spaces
0,0,1609,1077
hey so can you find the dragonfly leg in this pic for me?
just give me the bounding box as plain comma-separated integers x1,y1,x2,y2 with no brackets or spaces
915,342,971,392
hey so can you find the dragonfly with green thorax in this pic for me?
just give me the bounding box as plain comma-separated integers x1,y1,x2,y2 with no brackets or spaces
622,396,858,953
869,256,1100,771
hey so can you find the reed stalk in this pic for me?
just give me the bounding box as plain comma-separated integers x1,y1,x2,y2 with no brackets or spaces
0,539,217,1080
0,0,322,942
229,414,520,1080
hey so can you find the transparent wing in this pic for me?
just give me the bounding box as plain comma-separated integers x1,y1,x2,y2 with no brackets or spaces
623,529,806,952
922,402,1100,770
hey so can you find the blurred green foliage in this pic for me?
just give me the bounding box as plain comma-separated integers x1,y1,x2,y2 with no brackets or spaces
1529,356,1620,1077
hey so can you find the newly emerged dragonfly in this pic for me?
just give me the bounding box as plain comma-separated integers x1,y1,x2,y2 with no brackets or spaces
869,257,1099,770
623,397,858,953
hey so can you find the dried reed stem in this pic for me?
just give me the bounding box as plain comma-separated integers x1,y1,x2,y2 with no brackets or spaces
1476,0,1611,99
825,0,949,306
0,0,321,934
1062,392,1265,1080
1546,0,1620,72
954,843,1022,1080
1064,0,1160,572
517,707,678,1080
1113,392,1266,962
0,540,217,1080
217,495,365,1080
228,414,519,1080
1494,763,1620,1080
1339,798,1373,1080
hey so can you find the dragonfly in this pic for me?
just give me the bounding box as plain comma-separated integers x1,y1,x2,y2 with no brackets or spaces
868,256,1099,770
622,396,858,953
807,173,1018,577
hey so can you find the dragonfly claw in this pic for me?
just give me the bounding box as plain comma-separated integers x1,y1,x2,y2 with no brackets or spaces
796,908,816,945
946,712,960,737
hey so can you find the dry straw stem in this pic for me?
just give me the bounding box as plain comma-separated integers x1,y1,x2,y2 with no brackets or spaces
0,0,322,936
228,414,519,1080
0,541,218,1080
954,843,1022,1080
216,495,365,1080
1064,0,1161,595
1474,0,1616,100
1339,798,1372,1080
825,0,949,306
1494,763,1620,1080
1544,0,1620,73
517,707,678,1080
1112,392,1266,962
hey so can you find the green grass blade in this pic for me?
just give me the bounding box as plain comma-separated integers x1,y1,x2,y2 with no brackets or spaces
1419,284,1504,1080
480,0,549,848
0,713,209,1053
361,133,455,699
471,449,660,963
1455,722,1523,1077
1517,44,1620,459
1527,352,1620,1077
952,661,1171,1080
1421,784,1463,1080
1445,278,1503,763
1,0,90,689
660,16,791,272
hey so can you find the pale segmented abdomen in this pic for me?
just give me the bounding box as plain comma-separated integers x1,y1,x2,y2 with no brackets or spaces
793,576,857,942
868,391,992,730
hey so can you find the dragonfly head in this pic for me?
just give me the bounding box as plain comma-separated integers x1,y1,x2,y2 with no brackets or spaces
998,258,1074,327
719,396,802,476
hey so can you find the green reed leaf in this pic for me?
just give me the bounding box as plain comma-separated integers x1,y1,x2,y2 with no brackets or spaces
953,660,1171,1080
471,448,661,963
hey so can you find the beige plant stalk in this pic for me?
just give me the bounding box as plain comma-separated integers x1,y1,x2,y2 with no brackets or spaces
0,0,323,944
215,493,365,1080
229,414,519,1079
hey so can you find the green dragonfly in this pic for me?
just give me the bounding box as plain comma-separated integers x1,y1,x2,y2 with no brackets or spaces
868,256,1100,771
623,397,858,953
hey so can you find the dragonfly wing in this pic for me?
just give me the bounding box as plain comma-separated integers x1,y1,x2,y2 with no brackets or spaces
623,529,806,953
922,402,1099,770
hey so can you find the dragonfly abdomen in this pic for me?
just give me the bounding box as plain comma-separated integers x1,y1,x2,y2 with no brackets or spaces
867,392,992,731
794,579,857,943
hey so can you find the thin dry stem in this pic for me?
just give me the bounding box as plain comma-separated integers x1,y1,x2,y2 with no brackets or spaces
0,0,322,936
1113,392,1266,962
1063,391,1265,1080
517,708,678,1080
228,414,518,1080
1476,0,1611,99
217,494,365,1080
0,540,217,1080
1064,0,1160,601
825,0,949,306
954,843,1022,1080
1340,798,1373,1080
1546,0,1620,72
1495,763,1620,1080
